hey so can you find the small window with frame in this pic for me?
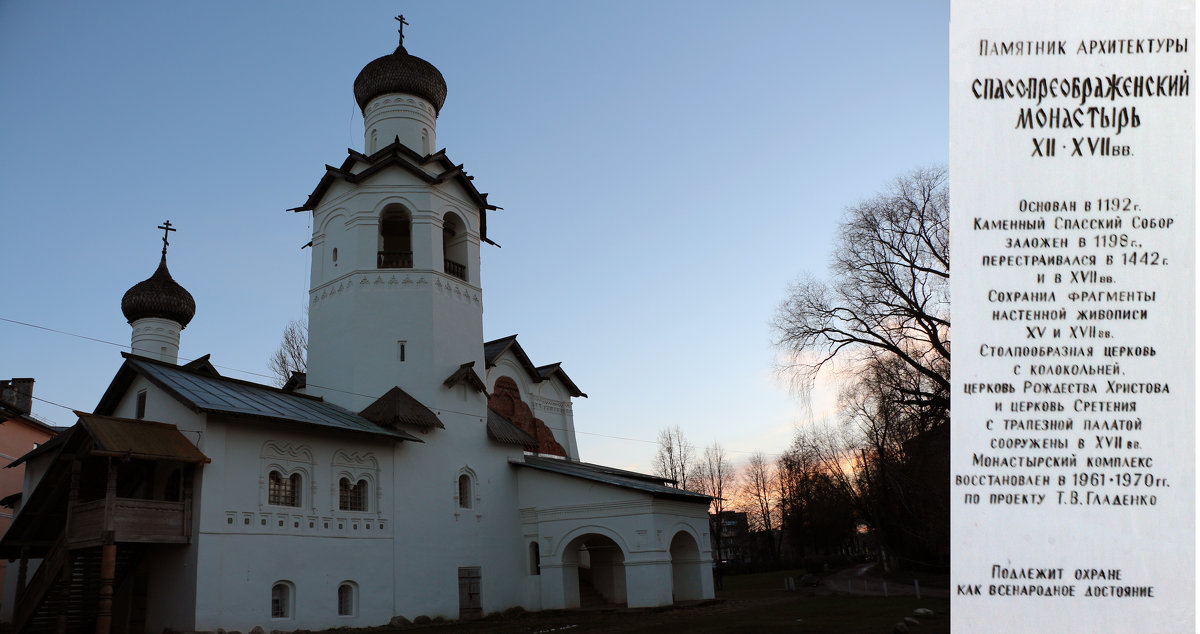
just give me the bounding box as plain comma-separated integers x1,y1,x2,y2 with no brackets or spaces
268,471,301,507
339,477,368,512
338,581,357,616
458,473,472,509
271,581,293,618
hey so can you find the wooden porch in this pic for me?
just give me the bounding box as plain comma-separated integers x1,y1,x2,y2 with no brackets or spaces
1,413,207,633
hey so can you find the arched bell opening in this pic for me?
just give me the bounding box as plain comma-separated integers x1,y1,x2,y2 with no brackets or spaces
442,212,468,281
378,206,413,268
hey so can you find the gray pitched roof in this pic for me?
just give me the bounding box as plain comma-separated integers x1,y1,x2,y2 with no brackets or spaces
515,456,711,504
359,386,444,430
484,335,586,397
486,408,538,451
101,355,419,442
443,362,487,393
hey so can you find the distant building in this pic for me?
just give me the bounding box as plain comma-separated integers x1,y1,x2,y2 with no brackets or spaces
0,379,58,616
711,511,751,564
0,22,713,633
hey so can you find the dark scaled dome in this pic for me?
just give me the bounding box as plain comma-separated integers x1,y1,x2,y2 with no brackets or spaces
121,255,196,328
353,44,447,114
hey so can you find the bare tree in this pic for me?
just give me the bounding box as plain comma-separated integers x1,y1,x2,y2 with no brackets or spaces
777,435,857,559
696,443,733,559
740,452,779,560
839,354,950,569
773,166,949,412
653,426,697,491
268,318,308,386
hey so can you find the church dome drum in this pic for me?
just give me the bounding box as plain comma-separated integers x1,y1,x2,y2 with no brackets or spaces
121,256,196,327
353,45,447,114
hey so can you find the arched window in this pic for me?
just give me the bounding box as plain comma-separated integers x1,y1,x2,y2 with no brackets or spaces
271,581,293,618
529,541,541,575
268,471,301,507
457,473,472,509
339,477,368,512
337,581,357,616
442,212,468,281
378,206,412,268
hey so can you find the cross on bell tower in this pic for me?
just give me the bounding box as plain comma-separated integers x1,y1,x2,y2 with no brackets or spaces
395,14,408,47
158,220,175,256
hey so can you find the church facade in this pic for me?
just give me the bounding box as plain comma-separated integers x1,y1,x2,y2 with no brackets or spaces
1,23,712,634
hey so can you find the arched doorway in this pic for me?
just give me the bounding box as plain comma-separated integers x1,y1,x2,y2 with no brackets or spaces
560,533,627,608
669,530,705,602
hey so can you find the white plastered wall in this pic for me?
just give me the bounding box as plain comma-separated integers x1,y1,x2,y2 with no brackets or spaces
515,468,713,610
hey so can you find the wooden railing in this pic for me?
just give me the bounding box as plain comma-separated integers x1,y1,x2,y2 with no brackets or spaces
68,498,189,547
444,259,467,280
378,251,413,268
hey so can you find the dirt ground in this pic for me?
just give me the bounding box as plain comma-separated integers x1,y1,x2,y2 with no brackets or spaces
360,568,951,634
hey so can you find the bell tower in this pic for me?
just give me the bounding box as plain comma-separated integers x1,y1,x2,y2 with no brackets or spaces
293,20,497,414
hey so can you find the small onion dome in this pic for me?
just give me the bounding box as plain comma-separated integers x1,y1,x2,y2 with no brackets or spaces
353,44,447,114
121,255,196,328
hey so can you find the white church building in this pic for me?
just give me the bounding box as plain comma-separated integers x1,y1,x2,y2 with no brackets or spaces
1,23,713,634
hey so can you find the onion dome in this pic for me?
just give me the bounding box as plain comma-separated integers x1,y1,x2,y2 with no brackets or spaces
121,255,196,328
353,44,447,114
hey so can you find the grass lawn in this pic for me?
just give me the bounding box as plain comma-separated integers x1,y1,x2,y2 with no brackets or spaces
371,569,950,634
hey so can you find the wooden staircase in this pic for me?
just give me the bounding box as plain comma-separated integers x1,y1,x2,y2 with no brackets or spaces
14,535,143,634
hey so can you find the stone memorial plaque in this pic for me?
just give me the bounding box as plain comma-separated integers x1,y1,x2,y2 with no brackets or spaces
950,1,1195,631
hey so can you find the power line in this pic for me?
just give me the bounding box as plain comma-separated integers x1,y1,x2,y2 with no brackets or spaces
0,317,127,350
2,314,785,457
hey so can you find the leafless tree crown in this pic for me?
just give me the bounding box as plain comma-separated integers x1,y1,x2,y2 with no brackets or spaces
773,166,950,411
652,425,697,491
268,318,308,387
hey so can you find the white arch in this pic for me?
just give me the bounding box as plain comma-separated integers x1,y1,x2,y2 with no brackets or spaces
489,363,531,404
551,524,631,561
667,521,706,553
370,196,421,218
317,208,350,235
437,204,476,234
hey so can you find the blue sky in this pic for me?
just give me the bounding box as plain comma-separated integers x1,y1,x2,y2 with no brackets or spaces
0,2,949,472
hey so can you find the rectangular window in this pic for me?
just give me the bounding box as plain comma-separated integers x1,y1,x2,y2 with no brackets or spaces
135,390,147,419
398,340,406,362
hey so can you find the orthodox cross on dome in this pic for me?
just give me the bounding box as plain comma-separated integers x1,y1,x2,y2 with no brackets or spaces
157,220,176,256
395,14,409,46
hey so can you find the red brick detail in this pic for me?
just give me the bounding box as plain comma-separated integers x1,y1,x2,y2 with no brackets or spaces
488,376,566,457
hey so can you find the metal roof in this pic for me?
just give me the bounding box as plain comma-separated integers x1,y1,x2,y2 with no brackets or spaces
124,356,419,441
515,457,711,504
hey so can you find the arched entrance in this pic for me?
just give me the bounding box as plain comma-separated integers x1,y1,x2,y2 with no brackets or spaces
560,533,627,608
669,530,705,602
